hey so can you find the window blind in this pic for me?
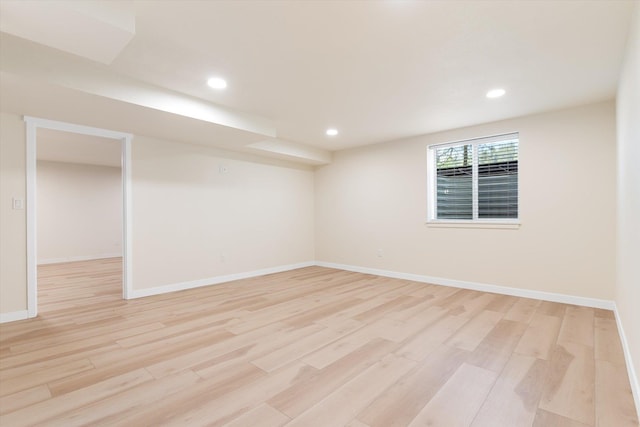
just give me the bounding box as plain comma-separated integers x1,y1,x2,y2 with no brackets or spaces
430,133,518,221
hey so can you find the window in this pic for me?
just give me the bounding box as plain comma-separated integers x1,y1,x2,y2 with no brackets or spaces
427,133,519,224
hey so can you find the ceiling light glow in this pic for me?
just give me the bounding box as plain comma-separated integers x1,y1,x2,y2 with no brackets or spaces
486,88,506,98
326,128,339,136
207,77,227,90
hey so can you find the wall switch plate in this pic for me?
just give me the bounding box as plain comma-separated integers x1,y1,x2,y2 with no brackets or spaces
12,198,24,210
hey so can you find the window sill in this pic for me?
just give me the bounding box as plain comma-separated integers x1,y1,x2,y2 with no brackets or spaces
425,220,520,230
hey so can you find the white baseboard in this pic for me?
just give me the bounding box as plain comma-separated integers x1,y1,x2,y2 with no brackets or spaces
0,310,29,323
38,253,122,265
614,304,640,422
314,261,616,310
128,261,316,299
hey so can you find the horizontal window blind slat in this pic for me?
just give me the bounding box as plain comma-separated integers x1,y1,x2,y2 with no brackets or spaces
430,134,518,221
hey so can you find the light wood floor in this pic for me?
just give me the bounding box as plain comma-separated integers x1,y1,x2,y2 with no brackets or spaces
0,258,637,426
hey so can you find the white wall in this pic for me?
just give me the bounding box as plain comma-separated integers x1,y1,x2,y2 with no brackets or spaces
315,101,617,301
0,111,316,311
131,135,315,291
37,160,122,264
616,2,640,412
0,112,27,315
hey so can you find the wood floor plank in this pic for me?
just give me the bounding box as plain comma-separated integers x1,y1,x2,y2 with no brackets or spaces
163,362,314,426
0,368,153,426
224,403,290,427
504,297,541,323
536,301,568,318
448,292,498,318
110,362,268,426
594,316,626,365
595,360,640,427
284,354,416,427
251,324,360,372
188,323,326,378
45,370,201,427
358,345,469,427
0,358,95,397
407,363,498,427
269,338,396,418
142,322,287,378
539,342,596,426
0,385,51,415
533,409,591,427
557,306,595,347
467,319,528,372
445,310,503,351
0,260,636,426
471,354,548,427
395,314,468,361
514,313,563,360
301,328,377,370
484,294,518,313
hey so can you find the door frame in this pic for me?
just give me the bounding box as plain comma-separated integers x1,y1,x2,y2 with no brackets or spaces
25,116,133,317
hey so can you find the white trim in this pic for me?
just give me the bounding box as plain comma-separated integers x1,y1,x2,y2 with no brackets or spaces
122,134,133,300
314,261,615,310
472,143,479,218
426,220,520,229
38,254,122,265
0,310,29,323
128,262,315,299
24,116,133,140
613,303,640,422
426,144,436,220
26,119,37,318
24,116,133,316
429,131,520,150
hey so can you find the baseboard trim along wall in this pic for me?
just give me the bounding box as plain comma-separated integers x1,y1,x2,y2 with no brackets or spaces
0,310,29,323
315,261,616,310
128,261,316,299
38,253,122,265
614,303,640,422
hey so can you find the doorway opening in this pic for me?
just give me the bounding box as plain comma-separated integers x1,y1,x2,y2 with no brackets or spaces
25,117,132,318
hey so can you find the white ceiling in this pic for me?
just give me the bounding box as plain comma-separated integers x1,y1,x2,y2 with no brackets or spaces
0,0,635,160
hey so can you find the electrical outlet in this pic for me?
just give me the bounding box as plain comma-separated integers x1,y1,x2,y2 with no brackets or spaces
377,249,383,257
219,165,228,174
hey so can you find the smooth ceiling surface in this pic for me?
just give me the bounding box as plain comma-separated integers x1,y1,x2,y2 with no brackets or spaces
0,0,635,155
112,0,635,149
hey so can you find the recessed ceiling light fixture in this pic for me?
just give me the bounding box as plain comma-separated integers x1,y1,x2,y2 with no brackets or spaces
486,88,506,98
326,128,339,136
207,77,227,90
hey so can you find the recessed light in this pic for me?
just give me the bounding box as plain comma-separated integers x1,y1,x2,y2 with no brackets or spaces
326,128,339,136
486,88,506,98
207,77,227,90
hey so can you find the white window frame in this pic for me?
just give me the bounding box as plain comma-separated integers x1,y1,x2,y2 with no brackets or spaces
426,132,520,228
